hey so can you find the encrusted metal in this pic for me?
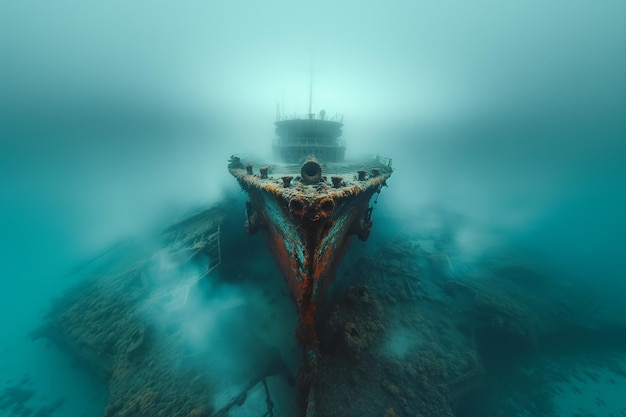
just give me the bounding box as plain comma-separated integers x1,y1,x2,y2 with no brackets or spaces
229,112,392,416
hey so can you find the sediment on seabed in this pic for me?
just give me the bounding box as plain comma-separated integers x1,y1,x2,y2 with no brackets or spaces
30,202,626,417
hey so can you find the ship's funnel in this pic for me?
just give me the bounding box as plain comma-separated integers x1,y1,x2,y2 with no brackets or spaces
301,160,322,184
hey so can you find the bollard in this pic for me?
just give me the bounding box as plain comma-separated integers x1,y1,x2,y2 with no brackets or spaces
281,176,293,188
331,176,343,188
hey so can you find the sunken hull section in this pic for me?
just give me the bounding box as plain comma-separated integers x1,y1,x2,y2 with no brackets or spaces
228,157,392,349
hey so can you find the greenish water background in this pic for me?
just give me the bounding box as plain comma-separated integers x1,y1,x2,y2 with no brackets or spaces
1,1,625,415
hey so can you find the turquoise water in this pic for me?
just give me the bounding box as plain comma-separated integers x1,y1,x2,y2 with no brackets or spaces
1,1,625,415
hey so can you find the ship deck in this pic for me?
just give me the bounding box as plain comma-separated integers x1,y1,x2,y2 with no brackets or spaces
229,154,392,196
272,158,390,176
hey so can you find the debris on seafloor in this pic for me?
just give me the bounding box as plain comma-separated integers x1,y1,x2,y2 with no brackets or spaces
309,212,626,417
30,199,298,417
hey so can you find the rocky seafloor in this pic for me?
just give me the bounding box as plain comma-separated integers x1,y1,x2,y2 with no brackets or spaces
27,199,626,417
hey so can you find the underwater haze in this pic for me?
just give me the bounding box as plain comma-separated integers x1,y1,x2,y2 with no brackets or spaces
1,0,625,416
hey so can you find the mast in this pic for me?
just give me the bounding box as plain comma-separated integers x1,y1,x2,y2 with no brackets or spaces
307,53,313,119
308,57,313,119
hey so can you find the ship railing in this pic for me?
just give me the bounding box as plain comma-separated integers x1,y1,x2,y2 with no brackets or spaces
370,154,393,167
273,138,346,147
141,225,221,311
276,112,344,123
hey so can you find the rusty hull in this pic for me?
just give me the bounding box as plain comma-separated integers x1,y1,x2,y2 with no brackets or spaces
228,158,392,349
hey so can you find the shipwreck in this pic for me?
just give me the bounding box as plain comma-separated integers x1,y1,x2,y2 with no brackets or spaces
228,108,393,414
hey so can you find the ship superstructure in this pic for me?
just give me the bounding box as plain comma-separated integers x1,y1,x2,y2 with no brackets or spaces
273,111,346,163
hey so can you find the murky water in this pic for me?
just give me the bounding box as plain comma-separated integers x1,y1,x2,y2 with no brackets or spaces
1,1,625,415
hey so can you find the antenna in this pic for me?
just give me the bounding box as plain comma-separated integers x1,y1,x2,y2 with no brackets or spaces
308,55,313,119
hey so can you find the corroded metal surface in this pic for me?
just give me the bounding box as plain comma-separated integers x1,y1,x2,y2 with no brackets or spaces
229,157,391,334
229,155,392,415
